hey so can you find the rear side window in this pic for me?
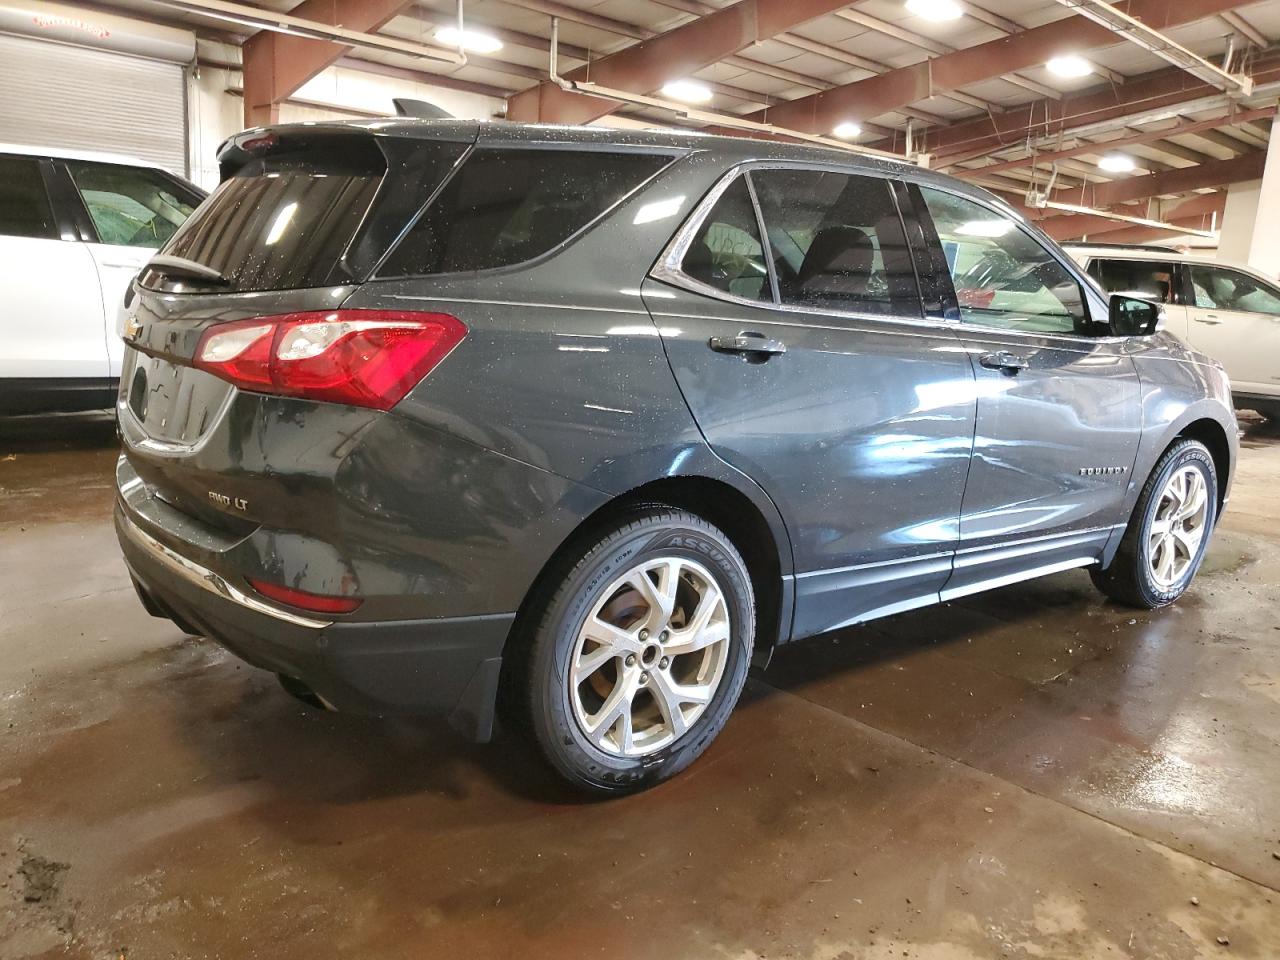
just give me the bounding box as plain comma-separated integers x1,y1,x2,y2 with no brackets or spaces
379,148,671,276
153,138,466,292
1189,264,1280,315
751,169,920,318
680,177,770,302
1088,258,1177,304
0,156,57,240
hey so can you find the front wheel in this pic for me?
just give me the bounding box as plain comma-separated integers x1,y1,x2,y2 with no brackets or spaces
521,508,754,794
1091,439,1217,608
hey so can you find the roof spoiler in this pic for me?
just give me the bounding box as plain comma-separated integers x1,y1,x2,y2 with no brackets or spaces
393,98,453,120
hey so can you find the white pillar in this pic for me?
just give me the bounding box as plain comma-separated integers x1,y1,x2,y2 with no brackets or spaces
1217,132,1280,278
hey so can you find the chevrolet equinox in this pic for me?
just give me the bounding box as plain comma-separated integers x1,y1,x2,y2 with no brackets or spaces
115,120,1237,793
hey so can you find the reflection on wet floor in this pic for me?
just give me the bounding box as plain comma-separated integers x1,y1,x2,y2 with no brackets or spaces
1,412,1278,958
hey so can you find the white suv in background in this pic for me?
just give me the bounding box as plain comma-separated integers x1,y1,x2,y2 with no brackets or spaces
0,145,204,414
1067,242,1280,419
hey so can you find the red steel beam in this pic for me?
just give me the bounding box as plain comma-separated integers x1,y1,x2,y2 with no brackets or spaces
506,0,856,125
1076,153,1265,207
748,0,1251,135
925,55,1280,165
242,0,415,128
951,107,1278,178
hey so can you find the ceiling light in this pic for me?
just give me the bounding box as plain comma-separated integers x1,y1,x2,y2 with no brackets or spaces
434,26,502,54
1047,55,1093,79
833,121,863,139
1098,153,1136,173
905,0,964,21
661,79,713,104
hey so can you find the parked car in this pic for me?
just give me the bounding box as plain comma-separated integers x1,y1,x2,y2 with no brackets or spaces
115,121,1236,793
0,144,204,414
1066,242,1280,419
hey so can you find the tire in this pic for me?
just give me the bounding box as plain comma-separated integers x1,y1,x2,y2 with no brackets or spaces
521,507,754,794
1090,439,1217,608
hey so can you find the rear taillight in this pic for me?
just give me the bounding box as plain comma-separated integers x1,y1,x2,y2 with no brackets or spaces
193,310,466,411
247,578,363,615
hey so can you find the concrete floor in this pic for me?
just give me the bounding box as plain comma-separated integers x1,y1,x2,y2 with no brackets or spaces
1,415,1278,960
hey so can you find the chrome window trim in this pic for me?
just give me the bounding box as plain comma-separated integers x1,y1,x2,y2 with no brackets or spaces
649,162,1129,348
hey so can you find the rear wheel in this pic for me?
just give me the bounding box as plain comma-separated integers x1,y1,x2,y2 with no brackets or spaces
522,508,753,794
1090,439,1216,608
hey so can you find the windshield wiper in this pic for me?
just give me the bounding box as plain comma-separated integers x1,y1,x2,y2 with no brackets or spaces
145,255,228,285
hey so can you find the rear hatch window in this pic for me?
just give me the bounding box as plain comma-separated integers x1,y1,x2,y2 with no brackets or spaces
378,147,674,276
143,135,464,293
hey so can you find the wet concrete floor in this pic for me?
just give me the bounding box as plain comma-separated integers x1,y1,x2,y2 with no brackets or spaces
1,413,1278,959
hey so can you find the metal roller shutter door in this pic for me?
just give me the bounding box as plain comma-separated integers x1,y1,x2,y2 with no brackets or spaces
0,34,186,175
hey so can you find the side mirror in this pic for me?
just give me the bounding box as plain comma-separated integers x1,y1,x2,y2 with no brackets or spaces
1109,293,1163,337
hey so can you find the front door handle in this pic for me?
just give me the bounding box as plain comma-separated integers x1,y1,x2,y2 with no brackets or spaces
709,332,787,359
1194,313,1223,324
979,350,1028,374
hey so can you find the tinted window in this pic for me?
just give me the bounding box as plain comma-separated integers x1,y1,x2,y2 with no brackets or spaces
381,148,671,275
0,156,57,240
680,177,770,301
1189,264,1280,315
921,187,1088,335
1089,258,1177,304
65,160,201,249
155,139,418,292
752,169,920,317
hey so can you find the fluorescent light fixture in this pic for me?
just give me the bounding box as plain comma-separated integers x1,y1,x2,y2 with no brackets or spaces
661,79,713,104
956,219,1015,238
1047,55,1093,79
833,121,863,139
905,0,963,21
1098,153,1136,173
434,25,502,54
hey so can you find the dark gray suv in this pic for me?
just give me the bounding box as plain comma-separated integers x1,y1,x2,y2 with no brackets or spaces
115,120,1237,793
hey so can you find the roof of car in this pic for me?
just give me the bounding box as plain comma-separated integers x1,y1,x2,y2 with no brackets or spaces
0,142,157,168
1063,243,1224,266
229,117,1008,209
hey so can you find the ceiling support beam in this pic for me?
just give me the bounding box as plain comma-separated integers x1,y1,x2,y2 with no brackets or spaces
923,53,1280,164
746,0,1251,134
1074,152,1265,207
240,0,424,127
950,106,1276,177
505,0,858,125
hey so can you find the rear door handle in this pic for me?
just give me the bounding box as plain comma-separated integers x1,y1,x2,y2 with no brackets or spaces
979,350,1029,374
1195,314,1223,324
709,332,787,359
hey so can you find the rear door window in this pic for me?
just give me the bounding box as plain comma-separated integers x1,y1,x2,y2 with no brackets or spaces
65,160,201,249
379,147,672,276
751,168,920,318
0,155,57,240
1088,258,1178,304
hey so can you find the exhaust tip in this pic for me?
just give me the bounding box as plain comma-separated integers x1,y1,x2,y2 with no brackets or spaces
277,674,337,711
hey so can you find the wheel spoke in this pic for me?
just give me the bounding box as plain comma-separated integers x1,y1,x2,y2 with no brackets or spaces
585,671,636,748
1172,525,1204,559
1177,474,1207,521
650,669,713,738
629,560,680,631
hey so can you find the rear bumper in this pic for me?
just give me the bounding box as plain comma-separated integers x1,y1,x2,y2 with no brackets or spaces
116,505,513,741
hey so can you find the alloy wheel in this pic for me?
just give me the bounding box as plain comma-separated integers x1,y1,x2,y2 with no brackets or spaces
569,557,731,757
1148,465,1209,588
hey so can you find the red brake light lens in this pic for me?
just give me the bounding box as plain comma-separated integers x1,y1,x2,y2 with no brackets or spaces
193,310,466,410
247,578,363,615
